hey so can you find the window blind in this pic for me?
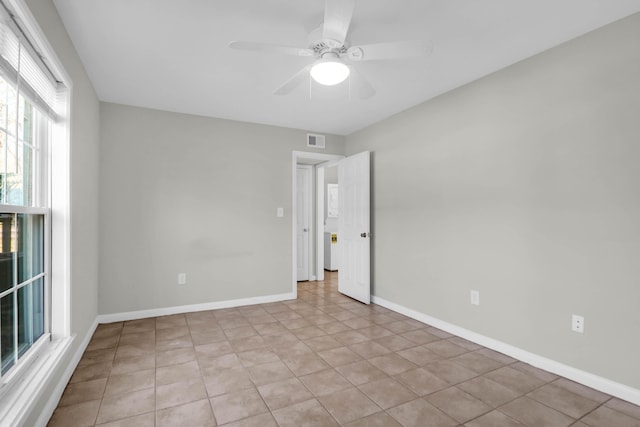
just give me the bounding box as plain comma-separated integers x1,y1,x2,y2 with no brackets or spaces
0,8,60,120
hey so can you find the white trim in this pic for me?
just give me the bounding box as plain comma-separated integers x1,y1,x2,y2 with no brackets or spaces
97,293,296,324
0,333,77,426
33,319,97,427
291,151,344,296
372,295,640,406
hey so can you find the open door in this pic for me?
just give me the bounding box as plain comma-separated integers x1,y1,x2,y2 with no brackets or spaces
338,151,370,304
296,165,311,281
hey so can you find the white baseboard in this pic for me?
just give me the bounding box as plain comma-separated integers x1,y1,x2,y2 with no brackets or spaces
31,318,97,427
97,292,296,324
372,295,640,406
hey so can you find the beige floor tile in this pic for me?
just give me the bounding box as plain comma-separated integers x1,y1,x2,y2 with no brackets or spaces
387,398,458,427
358,377,418,409
229,335,267,352
395,367,450,396
156,360,201,386
79,347,117,366
332,330,370,346
318,346,363,367
222,326,256,341
110,354,155,376
257,377,314,411
368,353,418,376
423,339,470,358
450,351,503,374
253,322,290,336
303,335,343,352
156,346,197,367
118,331,155,347
281,351,330,376
447,337,483,351
121,319,155,335
115,342,156,359
59,378,107,407
499,396,574,427
605,398,640,420
474,348,517,365
155,314,187,329
48,399,101,427
484,366,548,394
156,335,194,351
299,368,352,396
426,386,492,423
552,378,611,403
104,369,155,396
271,399,339,427
348,340,391,359
156,325,191,341
528,383,601,419
344,412,402,427
237,348,280,367
373,334,415,352
199,353,244,377
191,329,228,345
203,367,254,397
400,329,441,345
223,412,278,427
96,388,155,424
319,387,381,424
335,360,388,386
422,359,478,384
293,325,327,340
157,399,216,427
510,361,558,383
458,376,522,407
210,387,268,425
581,405,640,427
195,341,234,359
86,335,120,352
95,412,155,427
355,325,394,340
396,345,443,366
156,377,208,410
247,360,294,386
317,321,352,335
69,361,112,384
464,410,526,427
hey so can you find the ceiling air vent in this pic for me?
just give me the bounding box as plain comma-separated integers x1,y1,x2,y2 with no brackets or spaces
307,133,325,149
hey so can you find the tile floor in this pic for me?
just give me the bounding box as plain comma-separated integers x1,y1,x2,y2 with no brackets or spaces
48,272,640,426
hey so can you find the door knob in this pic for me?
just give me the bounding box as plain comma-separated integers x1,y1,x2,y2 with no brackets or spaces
360,232,367,238
303,228,308,232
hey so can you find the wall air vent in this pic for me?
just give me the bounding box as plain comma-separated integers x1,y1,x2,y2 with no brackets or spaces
307,133,325,149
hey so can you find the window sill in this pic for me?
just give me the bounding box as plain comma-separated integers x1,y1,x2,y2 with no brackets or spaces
0,335,74,425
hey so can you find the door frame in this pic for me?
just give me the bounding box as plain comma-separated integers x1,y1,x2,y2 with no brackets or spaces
296,164,312,282
292,151,344,298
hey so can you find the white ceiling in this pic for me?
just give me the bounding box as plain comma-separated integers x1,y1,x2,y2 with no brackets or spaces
52,0,640,136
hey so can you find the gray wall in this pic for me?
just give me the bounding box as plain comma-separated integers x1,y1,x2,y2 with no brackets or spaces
346,13,640,389
99,103,345,314
23,0,100,424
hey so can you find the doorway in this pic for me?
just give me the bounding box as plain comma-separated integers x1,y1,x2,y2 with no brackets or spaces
291,151,343,298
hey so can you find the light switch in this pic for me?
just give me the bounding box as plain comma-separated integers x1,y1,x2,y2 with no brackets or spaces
277,207,284,217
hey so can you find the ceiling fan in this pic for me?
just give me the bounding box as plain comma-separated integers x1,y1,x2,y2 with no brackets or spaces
229,0,432,99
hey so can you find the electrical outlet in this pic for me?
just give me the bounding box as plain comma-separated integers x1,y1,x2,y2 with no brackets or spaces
178,273,186,285
571,314,584,333
470,290,480,306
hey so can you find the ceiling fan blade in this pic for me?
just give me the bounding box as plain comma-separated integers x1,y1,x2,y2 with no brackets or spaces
229,41,314,57
323,0,355,45
274,65,312,95
349,68,375,100
347,40,433,61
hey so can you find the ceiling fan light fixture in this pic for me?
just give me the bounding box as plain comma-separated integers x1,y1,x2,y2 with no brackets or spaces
310,57,350,86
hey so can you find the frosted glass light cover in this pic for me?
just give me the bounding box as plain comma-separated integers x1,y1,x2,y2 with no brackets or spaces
310,60,350,86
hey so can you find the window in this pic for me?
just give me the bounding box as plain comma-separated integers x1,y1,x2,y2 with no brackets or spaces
0,7,59,381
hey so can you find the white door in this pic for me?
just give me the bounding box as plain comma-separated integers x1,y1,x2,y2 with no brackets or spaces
296,165,311,281
338,151,370,304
